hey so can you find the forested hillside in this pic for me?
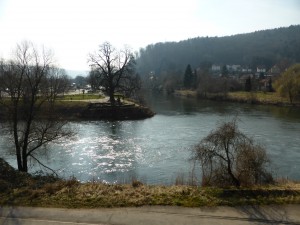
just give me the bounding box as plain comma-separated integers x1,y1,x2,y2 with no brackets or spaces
136,25,300,76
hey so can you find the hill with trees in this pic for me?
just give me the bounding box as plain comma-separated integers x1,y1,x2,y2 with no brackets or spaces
136,25,300,77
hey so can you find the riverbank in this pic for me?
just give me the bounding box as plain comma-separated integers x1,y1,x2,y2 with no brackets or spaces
0,98,155,121
1,158,299,208
175,90,300,107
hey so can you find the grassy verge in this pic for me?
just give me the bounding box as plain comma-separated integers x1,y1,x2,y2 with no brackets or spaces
1,181,300,208
1,159,299,208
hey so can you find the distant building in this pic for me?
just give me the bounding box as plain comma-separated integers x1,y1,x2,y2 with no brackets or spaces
226,65,241,72
241,67,252,73
268,65,281,75
256,66,266,73
211,64,221,72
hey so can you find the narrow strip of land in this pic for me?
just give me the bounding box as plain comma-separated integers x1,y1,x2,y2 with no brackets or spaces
1,205,299,225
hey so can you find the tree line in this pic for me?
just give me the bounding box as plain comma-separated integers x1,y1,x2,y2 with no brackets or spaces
136,25,300,77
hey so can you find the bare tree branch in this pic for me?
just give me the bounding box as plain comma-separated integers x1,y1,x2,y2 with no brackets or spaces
87,42,140,105
0,41,73,173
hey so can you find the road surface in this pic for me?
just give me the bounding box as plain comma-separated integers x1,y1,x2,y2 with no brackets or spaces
0,205,299,225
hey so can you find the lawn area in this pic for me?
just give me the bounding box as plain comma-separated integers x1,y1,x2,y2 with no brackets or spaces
58,94,105,101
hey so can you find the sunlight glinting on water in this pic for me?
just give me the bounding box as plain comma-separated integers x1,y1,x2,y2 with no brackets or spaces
1,95,300,184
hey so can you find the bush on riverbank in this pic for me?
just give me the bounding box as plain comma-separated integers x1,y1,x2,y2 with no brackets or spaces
192,118,273,188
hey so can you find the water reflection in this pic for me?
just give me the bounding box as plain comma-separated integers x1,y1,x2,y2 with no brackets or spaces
47,121,143,183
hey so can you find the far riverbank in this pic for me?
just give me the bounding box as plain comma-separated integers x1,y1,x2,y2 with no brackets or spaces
175,90,300,108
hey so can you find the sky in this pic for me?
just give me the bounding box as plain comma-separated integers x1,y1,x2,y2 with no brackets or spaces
0,0,299,71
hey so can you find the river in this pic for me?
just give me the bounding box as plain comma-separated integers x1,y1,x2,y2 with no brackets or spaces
1,94,300,184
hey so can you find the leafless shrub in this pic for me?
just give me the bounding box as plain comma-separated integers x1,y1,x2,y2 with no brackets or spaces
193,118,273,187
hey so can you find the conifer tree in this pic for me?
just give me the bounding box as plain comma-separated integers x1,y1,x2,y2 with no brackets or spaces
183,64,193,89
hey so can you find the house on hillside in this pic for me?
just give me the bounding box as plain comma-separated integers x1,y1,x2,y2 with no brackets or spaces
267,65,281,77
211,64,221,72
227,65,241,72
241,66,252,73
256,66,267,73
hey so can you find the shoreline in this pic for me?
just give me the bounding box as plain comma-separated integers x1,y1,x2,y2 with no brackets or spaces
0,100,155,121
174,90,300,108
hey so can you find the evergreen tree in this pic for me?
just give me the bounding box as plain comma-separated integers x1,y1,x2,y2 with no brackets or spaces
183,64,193,89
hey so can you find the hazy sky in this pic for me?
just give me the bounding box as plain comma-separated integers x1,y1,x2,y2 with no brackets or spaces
0,0,299,71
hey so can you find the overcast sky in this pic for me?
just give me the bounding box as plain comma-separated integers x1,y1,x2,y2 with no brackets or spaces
0,0,299,71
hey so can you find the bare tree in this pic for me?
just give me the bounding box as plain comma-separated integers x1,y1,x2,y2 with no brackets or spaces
41,67,71,100
88,42,140,105
193,118,273,187
0,41,72,173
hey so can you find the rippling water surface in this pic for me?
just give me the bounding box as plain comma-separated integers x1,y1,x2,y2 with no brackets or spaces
1,94,300,184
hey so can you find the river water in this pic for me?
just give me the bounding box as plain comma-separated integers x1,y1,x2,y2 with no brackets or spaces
1,94,300,184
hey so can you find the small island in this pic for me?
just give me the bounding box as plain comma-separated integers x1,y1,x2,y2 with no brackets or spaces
81,101,154,120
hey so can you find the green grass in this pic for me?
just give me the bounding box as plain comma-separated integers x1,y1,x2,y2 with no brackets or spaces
58,94,105,101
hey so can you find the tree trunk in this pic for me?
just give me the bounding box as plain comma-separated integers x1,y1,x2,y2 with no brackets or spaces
16,146,23,171
108,80,115,106
12,104,23,171
227,162,240,187
226,148,240,187
21,149,28,172
109,91,115,106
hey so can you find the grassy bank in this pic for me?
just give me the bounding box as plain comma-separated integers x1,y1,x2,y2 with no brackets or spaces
227,91,295,105
1,159,300,208
1,178,300,208
57,94,104,101
175,90,300,107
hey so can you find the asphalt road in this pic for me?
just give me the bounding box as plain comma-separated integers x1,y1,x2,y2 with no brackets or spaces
1,205,300,225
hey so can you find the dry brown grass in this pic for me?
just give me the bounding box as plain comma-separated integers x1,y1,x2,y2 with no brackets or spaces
1,179,300,208
175,90,300,106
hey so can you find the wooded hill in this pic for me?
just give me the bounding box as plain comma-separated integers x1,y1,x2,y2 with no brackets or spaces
136,25,300,76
